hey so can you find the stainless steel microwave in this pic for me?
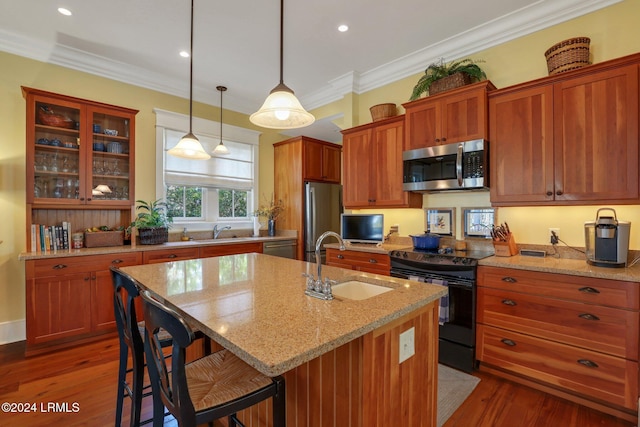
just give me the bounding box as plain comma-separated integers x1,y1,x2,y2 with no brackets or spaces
402,139,488,192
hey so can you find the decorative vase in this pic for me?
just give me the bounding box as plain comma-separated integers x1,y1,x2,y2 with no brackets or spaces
253,216,261,237
268,219,276,237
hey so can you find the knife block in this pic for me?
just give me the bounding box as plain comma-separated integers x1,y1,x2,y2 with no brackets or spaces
493,234,518,257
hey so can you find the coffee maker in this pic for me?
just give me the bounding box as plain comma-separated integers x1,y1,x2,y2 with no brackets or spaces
584,208,631,268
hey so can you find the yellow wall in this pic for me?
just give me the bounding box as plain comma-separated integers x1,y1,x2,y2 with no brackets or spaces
0,0,638,330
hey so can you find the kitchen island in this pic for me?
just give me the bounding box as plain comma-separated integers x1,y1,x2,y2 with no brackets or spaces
120,252,446,427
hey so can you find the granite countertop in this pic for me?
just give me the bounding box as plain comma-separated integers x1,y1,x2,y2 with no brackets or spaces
18,234,297,261
479,254,640,282
324,242,413,254
120,253,446,377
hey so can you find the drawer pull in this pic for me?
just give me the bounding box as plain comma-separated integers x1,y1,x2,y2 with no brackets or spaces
500,338,516,347
501,299,517,306
577,359,599,368
501,277,517,283
578,286,600,294
111,259,124,264
52,264,67,270
337,255,344,259
369,259,377,264
578,313,600,321
167,254,178,259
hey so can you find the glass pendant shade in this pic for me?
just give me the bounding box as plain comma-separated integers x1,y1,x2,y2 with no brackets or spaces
213,85,231,155
250,83,315,129
213,142,230,155
169,132,211,159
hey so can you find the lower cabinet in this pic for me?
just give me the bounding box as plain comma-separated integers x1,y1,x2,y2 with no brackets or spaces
476,266,640,420
25,252,142,351
199,242,263,258
142,247,200,264
326,248,390,275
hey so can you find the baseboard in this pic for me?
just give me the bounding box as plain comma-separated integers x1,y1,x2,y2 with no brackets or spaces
0,319,26,344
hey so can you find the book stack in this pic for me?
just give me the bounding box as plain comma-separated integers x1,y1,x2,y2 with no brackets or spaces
30,222,71,252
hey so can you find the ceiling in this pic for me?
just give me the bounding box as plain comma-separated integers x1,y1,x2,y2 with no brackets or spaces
0,0,619,142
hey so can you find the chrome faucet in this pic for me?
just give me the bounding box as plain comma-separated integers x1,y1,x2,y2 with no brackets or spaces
303,231,345,300
213,225,231,239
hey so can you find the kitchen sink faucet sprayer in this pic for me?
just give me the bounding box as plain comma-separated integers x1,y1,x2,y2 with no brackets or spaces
213,225,231,239
303,231,345,300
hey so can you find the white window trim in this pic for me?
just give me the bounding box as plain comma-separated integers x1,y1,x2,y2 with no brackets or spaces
154,108,261,230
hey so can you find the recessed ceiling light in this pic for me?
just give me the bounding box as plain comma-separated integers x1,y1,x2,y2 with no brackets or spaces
57,7,72,16
338,24,349,32
179,50,190,58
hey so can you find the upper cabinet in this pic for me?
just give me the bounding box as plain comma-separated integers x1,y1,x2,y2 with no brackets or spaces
489,55,640,206
342,116,422,209
403,81,495,150
23,87,137,208
303,138,341,183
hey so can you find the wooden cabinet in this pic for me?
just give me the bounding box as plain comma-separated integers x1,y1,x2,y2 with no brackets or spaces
303,138,341,183
25,252,141,352
326,248,390,275
476,266,640,419
489,56,640,206
403,81,494,149
23,87,137,251
142,247,200,264
200,242,263,258
342,116,422,209
274,136,342,260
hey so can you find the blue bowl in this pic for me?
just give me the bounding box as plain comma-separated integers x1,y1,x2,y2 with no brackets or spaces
93,142,106,152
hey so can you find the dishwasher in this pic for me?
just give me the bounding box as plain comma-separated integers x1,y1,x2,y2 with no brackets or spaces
263,239,297,259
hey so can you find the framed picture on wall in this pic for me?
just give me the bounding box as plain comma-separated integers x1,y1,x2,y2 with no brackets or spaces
463,207,497,238
424,208,455,236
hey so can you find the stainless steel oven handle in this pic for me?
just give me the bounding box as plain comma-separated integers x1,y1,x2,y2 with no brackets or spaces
456,143,463,186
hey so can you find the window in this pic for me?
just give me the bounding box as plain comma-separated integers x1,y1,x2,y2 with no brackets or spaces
154,109,260,228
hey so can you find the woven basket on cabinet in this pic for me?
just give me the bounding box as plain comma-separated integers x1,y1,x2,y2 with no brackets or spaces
369,103,397,121
428,72,473,95
138,227,169,245
544,37,591,75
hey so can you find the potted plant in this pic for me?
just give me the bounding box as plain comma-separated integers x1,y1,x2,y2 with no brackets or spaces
254,196,285,237
130,199,173,244
410,58,487,100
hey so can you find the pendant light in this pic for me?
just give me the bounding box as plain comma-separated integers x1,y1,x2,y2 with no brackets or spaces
168,0,211,160
250,0,315,129
213,86,230,155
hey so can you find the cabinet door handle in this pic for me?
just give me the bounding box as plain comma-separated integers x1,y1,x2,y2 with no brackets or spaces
578,313,600,321
435,138,440,143
369,259,377,264
556,190,563,196
111,259,124,264
501,299,517,306
53,264,67,270
337,254,344,259
578,286,600,294
501,276,517,283
441,137,446,142
87,198,92,201
500,338,516,347
577,359,599,368
80,197,85,201
167,254,178,259
546,191,553,197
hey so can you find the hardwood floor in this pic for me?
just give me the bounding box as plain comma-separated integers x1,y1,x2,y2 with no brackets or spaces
0,336,635,427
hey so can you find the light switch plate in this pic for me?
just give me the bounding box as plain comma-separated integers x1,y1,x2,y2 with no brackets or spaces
399,327,415,364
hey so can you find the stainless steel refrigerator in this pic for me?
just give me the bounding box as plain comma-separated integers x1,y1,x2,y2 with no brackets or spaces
304,182,343,263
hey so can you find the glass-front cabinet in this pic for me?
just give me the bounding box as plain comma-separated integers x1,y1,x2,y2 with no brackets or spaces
23,87,137,207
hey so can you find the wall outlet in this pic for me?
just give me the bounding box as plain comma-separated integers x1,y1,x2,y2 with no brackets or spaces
390,224,399,234
399,327,415,364
549,228,560,244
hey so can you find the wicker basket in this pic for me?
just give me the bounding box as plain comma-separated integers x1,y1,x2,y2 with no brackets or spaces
138,227,169,245
544,37,591,75
429,72,473,95
37,107,75,129
369,103,397,121
84,231,124,248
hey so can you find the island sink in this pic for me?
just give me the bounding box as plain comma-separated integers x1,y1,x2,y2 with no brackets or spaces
332,280,393,300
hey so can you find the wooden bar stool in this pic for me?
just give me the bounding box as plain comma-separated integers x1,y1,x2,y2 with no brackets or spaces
140,289,286,427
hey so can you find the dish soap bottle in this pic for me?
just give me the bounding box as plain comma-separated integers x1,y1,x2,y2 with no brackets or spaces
181,227,190,241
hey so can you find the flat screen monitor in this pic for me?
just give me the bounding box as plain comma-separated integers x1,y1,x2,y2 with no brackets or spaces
340,214,384,244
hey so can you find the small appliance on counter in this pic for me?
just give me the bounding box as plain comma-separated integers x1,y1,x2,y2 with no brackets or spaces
584,208,631,268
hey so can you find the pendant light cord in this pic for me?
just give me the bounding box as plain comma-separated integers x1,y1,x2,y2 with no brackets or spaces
188,0,194,133
217,85,227,143
279,0,284,86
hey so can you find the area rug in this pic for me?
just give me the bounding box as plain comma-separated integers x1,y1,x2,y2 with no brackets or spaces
438,364,480,427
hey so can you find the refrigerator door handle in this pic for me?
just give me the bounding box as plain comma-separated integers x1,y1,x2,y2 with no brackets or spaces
309,187,316,248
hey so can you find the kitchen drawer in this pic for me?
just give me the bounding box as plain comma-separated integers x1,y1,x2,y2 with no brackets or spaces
327,249,390,275
477,324,639,410
478,266,640,310
26,252,141,279
200,242,263,258
477,287,639,359
143,247,200,264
